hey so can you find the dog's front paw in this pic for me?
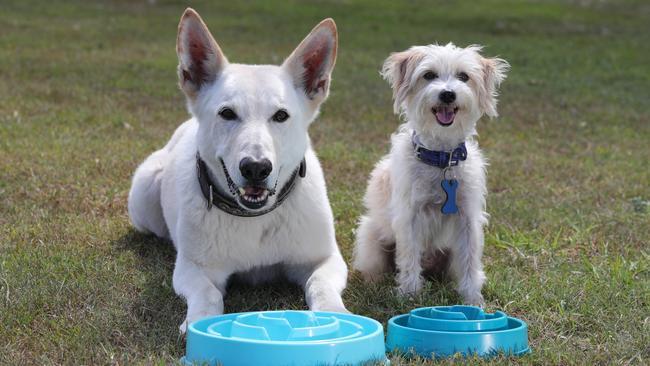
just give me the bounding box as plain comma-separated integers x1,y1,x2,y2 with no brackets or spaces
179,319,189,334
359,270,385,284
180,310,222,334
179,316,204,335
311,302,351,314
318,306,352,314
396,275,423,297
462,292,485,307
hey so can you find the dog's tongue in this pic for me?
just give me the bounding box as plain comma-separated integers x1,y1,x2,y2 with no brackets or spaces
436,107,456,125
244,186,265,196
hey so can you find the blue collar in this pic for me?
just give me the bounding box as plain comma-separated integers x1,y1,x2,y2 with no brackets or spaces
412,133,467,168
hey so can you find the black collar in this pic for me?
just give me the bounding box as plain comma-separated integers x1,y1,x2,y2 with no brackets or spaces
412,133,467,168
196,152,306,217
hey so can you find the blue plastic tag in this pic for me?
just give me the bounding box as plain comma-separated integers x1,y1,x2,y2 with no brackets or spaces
441,179,459,214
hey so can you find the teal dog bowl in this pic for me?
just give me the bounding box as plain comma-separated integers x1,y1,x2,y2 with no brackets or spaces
182,310,387,366
386,305,529,358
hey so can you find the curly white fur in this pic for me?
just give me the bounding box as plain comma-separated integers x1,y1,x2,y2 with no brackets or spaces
353,43,509,304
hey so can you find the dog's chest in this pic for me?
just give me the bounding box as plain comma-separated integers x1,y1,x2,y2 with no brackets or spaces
410,163,458,205
405,166,465,248
182,208,321,272
184,214,293,268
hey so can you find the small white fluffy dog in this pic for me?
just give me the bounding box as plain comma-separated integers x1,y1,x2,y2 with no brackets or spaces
353,43,508,305
128,9,348,332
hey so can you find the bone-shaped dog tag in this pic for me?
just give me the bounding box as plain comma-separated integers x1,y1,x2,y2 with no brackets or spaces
441,179,459,214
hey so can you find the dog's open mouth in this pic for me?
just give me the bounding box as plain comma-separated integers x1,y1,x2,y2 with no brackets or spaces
433,105,458,126
220,159,274,210
236,186,270,209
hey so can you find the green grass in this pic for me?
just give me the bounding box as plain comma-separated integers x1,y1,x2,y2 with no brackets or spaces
1,0,649,364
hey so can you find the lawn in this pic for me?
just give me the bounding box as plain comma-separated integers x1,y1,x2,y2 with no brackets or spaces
1,0,648,365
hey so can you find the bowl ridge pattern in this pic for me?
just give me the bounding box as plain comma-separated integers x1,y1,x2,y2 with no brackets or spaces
387,305,529,358
183,310,387,366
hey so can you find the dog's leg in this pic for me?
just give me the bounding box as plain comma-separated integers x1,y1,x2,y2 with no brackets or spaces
128,149,169,239
173,255,228,333
353,215,393,282
449,217,486,306
393,214,425,296
128,119,191,239
287,253,348,313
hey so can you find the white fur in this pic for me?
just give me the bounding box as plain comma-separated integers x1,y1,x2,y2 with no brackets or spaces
128,9,348,332
353,43,509,304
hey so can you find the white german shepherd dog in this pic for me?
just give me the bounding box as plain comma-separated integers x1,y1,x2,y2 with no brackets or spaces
128,8,348,332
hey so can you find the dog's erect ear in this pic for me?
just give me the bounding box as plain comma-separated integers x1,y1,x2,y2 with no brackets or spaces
176,8,228,99
282,19,338,105
381,48,425,114
478,56,509,118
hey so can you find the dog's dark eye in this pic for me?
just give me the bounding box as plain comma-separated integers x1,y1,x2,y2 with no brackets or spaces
457,72,470,82
423,71,438,80
218,107,238,121
271,109,289,123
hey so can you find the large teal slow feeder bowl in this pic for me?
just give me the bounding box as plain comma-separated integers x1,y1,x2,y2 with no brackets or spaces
386,305,529,358
182,310,387,366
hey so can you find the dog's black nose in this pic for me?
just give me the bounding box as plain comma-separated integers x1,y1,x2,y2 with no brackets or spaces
239,157,272,182
439,90,456,104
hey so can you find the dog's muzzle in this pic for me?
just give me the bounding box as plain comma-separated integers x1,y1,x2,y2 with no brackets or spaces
196,152,305,217
432,104,458,126
432,90,458,126
222,159,277,210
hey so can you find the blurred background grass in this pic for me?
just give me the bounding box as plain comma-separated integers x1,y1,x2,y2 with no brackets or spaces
1,0,648,364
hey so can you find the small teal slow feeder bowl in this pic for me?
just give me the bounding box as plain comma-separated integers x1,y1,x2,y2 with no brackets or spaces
182,310,387,366
387,305,529,358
